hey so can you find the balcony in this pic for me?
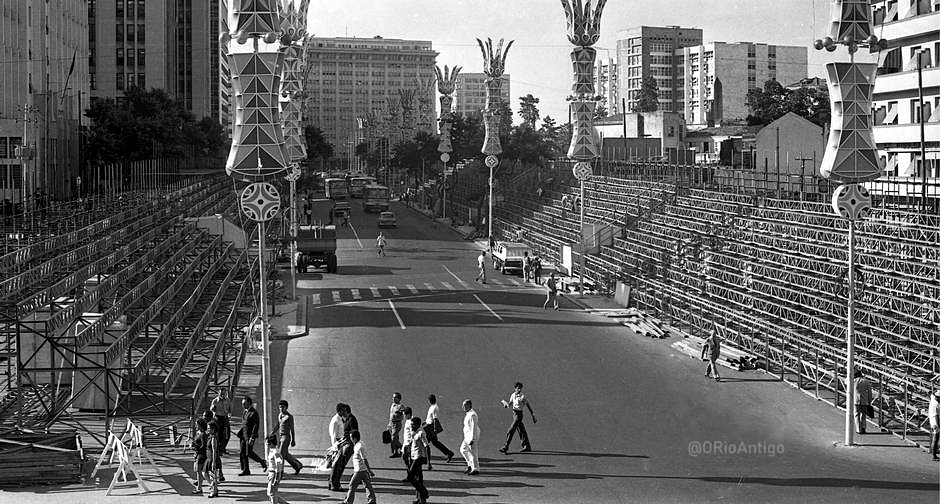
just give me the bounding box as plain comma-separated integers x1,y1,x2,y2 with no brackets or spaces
874,121,940,145
877,10,940,43
874,65,940,95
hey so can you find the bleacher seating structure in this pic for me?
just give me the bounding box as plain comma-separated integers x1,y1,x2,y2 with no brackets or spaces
0,175,262,435
492,159,940,441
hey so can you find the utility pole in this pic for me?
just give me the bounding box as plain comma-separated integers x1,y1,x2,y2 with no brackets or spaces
794,154,813,198
916,49,928,212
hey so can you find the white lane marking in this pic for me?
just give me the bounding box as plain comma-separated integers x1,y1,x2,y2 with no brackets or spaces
490,278,503,286
406,284,419,294
389,286,400,296
370,287,381,297
349,223,363,248
332,291,342,302
351,289,362,300
297,280,317,289
441,282,455,291
474,294,503,321
388,300,406,329
508,278,521,286
442,265,469,287
424,283,435,291
311,293,321,305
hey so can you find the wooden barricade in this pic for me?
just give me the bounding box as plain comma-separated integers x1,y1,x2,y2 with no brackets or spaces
89,418,159,495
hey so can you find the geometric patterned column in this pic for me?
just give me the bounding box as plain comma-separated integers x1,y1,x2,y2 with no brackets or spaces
477,37,513,158
279,0,310,164
819,62,882,183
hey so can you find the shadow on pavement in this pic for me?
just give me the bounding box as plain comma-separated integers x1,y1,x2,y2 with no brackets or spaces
525,450,649,459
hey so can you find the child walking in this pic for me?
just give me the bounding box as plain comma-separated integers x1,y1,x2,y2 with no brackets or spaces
266,434,285,504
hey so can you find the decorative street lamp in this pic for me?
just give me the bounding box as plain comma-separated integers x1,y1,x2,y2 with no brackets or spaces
435,64,462,220
813,0,888,447
476,37,513,251
561,0,607,296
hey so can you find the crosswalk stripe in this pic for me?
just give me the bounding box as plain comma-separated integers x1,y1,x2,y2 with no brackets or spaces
351,289,362,300
424,283,435,291
311,293,321,305
332,291,342,302
442,281,455,290
370,287,381,297
508,278,521,286
407,284,419,294
389,286,400,296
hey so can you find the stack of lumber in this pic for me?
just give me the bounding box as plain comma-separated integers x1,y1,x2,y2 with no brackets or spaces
604,308,670,338
0,430,85,486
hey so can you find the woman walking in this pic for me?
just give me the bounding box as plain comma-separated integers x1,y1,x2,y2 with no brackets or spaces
425,394,455,470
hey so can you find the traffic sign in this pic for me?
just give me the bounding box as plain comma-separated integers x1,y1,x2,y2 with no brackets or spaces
485,155,499,169
573,162,593,180
440,153,451,163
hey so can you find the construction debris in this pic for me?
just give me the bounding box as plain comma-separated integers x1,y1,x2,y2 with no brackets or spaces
604,308,670,338
0,430,85,487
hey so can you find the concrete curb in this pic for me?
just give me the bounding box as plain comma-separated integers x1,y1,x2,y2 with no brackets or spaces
399,202,478,240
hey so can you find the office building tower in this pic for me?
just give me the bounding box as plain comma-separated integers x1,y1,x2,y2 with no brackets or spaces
594,57,618,116
454,73,511,118
616,25,703,114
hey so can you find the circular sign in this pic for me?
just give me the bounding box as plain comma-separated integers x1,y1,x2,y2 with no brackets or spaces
239,183,281,222
440,153,451,163
573,162,593,180
484,155,499,169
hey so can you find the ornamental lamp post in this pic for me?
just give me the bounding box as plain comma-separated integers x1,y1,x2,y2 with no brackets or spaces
476,37,513,252
812,0,888,447
561,0,607,297
435,64,462,221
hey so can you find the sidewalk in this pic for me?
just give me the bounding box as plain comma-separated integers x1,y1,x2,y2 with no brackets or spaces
398,200,477,239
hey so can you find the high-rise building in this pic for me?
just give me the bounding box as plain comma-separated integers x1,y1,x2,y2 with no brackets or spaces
304,36,438,159
454,73,511,118
594,57,618,116
87,1,222,122
1,0,89,202
870,0,939,178
615,25,703,114
679,42,807,126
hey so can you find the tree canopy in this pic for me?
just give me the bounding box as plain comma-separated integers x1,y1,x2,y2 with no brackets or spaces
518,94,540,128
633,76,660,113
303,124,335,161
746,79,830,127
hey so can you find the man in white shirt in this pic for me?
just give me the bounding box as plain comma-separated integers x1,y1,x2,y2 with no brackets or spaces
328,403,344,467
343,430,376,504
929,390,940,461
460,399,480,475
474,251,487,284
387,392,404,457
210,389,232,454
425,394,454,469
499,382,536,454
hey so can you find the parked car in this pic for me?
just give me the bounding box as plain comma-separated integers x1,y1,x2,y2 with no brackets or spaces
377,211,397,228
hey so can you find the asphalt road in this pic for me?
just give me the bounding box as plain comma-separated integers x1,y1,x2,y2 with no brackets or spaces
268,199,939,504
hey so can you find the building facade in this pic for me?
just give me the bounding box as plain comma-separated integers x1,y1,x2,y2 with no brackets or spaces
1,0,89,203
303,36,438,159
870,0,939,178
454,72,511,118
615,25,703,114
594,57,618,116
679,42,807,126
87,0,221,121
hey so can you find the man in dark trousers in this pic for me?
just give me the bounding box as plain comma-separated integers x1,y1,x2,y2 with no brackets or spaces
329,403,359,492
238,396,267,476
498,382,536,454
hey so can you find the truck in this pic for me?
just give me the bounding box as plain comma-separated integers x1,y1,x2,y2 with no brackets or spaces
362,184,390,213
349,176,376,198
296,225,337,273
325,177,349,199
491,241,532,275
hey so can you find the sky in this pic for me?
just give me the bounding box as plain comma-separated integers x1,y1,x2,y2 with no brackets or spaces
306,0,839,124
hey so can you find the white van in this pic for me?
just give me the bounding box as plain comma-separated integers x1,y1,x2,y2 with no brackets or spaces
492,241,531,275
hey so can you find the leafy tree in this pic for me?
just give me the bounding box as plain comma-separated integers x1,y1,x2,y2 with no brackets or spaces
633,76,659,113
746,79,830,127
518,94,540,128
450,113,485,162
593,102,608,120
303,124,334,161
391,130,440,182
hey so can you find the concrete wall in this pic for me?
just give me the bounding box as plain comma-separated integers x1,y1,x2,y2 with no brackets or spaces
754,113,824,176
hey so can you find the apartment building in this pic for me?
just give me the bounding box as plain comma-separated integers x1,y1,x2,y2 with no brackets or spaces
304,36,438,155
454,73,511,118
616,25,703,114
0,1,89,202
679,42,807,126
594,57,618,116
870,0,940,177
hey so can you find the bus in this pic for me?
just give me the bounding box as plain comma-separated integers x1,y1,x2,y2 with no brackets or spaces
362,184,390,213
324,178,349,200
349,176,376,198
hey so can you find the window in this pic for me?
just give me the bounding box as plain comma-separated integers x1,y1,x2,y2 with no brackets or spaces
137,0,144,18
116,73,124,90
125,0,134,18
0,138,7,159
138,24,145,42
115,23,123,42
126,23,134,42
116,48,123,66
126,48,135,67
90,73,96,90
138,73,145,88
115,0,123,17
137,48,145,66
911,99,925,123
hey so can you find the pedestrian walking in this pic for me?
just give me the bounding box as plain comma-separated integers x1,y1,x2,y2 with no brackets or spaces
265,434,284,504
192,418,210,495
238,396,267,475
928,390,940,461
343,430,377,504
460,399,480,475
533,255,543,285
400,407,414,477
206,421,223,498
543,272,559,310
853,370,874,434
210,389,232,454
387,392,404,457
474,251,487,284
406,417,430,504
330,403,359,492
499,382,536,454
425,394,454,469
276,400,303,475
377,233,388,257
702,331,721,381
328,403,345,467
523,251,532,282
